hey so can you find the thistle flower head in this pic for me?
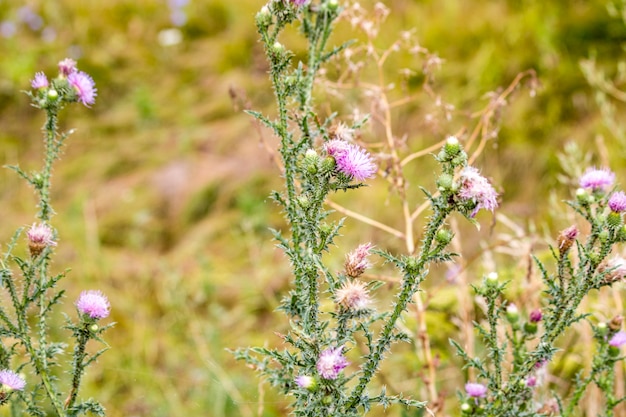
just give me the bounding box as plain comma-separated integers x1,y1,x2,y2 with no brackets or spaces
295,375,316,390
0,370,25,391
316,346,349,380
27,223,56,257
31,72,49,89
76,290,110,319
529,309,543,323
335,280,371,311
465,382,487,398
579,167,615,191
609,191,626,213
324,140,376,181
557,225,579,255
344,242,373,277
458,166,498,216
67,70,97,107
58,58,77,77
609,331,626,348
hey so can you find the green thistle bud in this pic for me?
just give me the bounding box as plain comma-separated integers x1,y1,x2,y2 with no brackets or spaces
297,195,310,209
506,304,519,323
524,322,538,335
576,188,592,205
256,5,272,28
436,228,454,245
303,149,319,174
437,173,454,192
460,403,472,414
321,156,336,174
597,322,609,336
47,89,58,99
89,324,99,332
609,346,621,357
485,272,499,287
599,229,610,242
327,0,339,10
404,257,419,274
272,42,285,54
607,212,622,229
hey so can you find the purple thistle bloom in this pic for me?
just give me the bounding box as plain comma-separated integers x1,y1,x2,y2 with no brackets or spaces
0,370,25,391
67,71,97,107
458,166,499,216
579,167,615,191
465,382,487,398
76,290,110,319
58,58,77,76
27,223,56,247
609,331,626,347
529,309,543,323
317,346,349,380
325,140,376,181
290,0,309,6
31,72,49,89
609,191,626,213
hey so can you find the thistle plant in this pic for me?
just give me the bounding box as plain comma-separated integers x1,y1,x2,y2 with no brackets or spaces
234,0,500,415
0,59,111,416
451,167,626,417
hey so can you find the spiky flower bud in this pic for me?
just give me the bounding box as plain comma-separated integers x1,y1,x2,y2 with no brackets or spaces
344,243,373,277
557,225,578,256
256,5,272,28
609,315,624,332
435,228,454,246
27,223,56,257
485,272,499,287
335,280,371,311
506,303,519,324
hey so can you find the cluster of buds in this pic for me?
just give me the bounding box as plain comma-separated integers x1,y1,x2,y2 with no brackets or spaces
30,58,97,109
335,243,374,312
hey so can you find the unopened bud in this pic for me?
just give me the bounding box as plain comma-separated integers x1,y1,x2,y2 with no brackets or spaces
609,315,624,331
597,322,609,336
529,309,543,323
444,136,461,155
460,403,472,414
344,243,373,278
485,272,499,287
320,156,336,174
272,42,284,54
256,5,272,28
506,304,519,323
435,228,454,245
557,225,578,255
47,89,58,99
524,322,538,335
607,212,622,229
89,324,99,332
437,173,454,191
576,188,592,204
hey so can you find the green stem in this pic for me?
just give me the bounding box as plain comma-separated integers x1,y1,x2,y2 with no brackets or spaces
65,324,90,411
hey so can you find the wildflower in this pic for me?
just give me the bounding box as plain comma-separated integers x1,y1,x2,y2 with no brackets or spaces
609,191,626,213
579,167,615,191
335,280,371,311
0,370,25,391
67,71,97,107
609,331,626,348
529,309,543,323
526,376,537,387
295,375,316,390
317,346,349,380
31,72,49,89
458,166,498,216
464,382,487,398
290,0,309,6
344,242,373,277
76,290,110,319
58,58,77,77
27,223,56,257
557,225,578,255
324,140,376,181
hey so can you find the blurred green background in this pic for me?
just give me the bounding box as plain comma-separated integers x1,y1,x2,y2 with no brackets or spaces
1,0,626,416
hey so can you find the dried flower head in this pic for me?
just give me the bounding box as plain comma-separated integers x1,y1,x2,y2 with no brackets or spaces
76,290,110,319
599,256,626,285
335,280,371,311
0,370,25,391
557,225,579,255
579,167,615,191
465,382,487,398
31,72,49,89
458,166,498,217
316,346,349,380
344,242,373,277
58,58,77,77
27,223,56,257
609,191,626,213
67,71,97,107
609,331,626,348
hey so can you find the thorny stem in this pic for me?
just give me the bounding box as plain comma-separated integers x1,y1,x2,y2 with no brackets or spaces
65,324,90,410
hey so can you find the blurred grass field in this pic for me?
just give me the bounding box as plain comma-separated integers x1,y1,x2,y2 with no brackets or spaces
1,0,626,416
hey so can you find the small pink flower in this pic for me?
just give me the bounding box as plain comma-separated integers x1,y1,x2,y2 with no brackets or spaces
344,242,373,277
609,191,626,213
76,290,110,319
526,376,537,387
31,72,49,89
290,0,309,6
465,382,487,398
317,346,349,380
58,58,77,77
609,331,626,347
529,309,543,323
0,370,25,391
579,167,615,191
27,223,56,256
458,166,498,216
67,71,97,107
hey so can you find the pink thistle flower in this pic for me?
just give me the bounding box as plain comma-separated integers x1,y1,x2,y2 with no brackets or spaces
609,191,626,213
27,223,56,257
344,242,373,277
0,370,25,391
76,290,110,319
58,58,77,77
290,0,309,6
530,309,543,323
31,72,49,89
335,280,371,311
609,331,626,347
324,140,376,181
458,166,498,216
465,382,487,398
295,375,316,390
579,167,615,191
317,346,349,379
67,71,97,107
526,376,537,387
